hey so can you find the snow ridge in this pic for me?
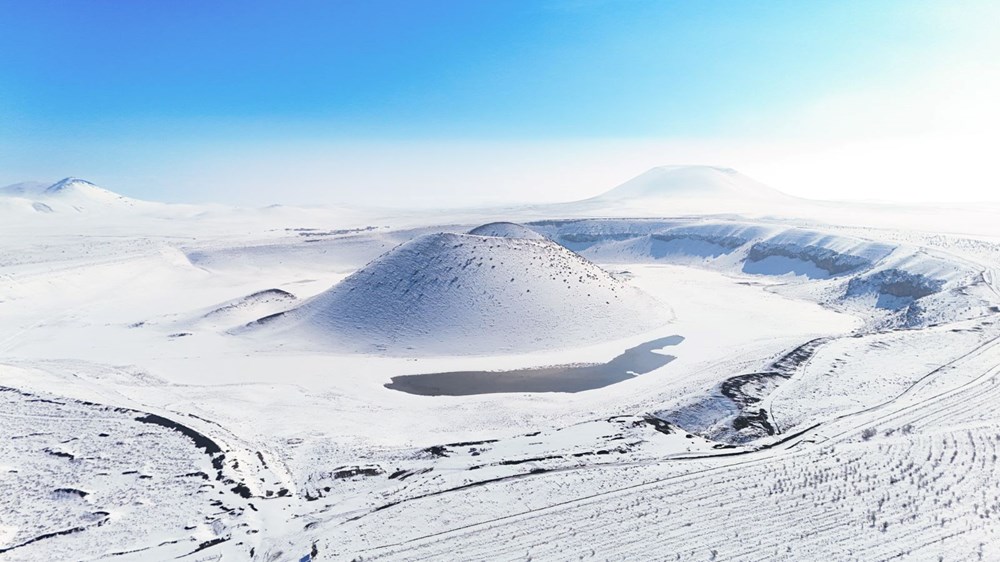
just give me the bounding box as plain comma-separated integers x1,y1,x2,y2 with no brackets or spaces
529,219,990,328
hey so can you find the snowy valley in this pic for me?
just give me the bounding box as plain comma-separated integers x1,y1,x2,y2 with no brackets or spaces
3,166,1000,561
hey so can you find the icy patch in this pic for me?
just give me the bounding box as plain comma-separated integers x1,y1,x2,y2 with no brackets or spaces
385,335,682,395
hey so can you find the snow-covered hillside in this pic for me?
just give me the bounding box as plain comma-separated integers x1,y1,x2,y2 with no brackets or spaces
529,218,993,329
248,230,671,355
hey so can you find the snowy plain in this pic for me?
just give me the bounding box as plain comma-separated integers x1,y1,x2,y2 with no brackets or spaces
3,168,1000,560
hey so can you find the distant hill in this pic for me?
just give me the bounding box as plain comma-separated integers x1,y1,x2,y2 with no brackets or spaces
543,165,795,216
467,221,546,239
590,166,787,202
0,177,143,213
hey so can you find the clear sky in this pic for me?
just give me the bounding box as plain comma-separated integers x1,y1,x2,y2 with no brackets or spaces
2,0,999,205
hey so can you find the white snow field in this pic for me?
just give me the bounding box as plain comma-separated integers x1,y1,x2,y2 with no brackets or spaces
3,167,1000,561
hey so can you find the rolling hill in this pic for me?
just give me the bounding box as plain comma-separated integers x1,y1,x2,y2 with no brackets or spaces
246,230,672,355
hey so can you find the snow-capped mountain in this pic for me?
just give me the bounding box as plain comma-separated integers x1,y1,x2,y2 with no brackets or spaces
591,165,787,202
548,165,797,217
43,177,136,202
0,177,143,213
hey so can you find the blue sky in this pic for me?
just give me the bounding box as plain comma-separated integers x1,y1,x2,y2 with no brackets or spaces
2,0,998,204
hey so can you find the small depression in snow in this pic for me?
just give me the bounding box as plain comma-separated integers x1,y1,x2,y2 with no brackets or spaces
385,335,683,396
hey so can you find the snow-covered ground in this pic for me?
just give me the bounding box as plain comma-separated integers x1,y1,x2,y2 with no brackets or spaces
3,167,1000,561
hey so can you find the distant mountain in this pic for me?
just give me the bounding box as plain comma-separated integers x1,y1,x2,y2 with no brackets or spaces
41,177,139,205
542,165,795,217
0,177,143,213
591,166,787,202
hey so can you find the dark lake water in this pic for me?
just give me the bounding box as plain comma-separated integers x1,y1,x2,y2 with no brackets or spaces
385,335,683,396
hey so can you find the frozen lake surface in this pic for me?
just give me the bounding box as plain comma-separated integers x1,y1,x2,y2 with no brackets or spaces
385,335,682,395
